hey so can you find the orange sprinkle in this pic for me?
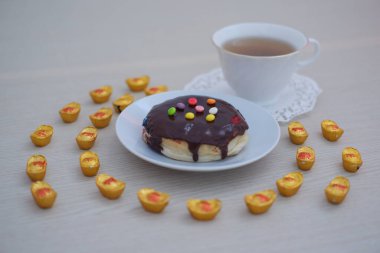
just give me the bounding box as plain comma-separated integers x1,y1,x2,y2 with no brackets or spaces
207,98,216,105
332,184,348,190
291,127,304,132
83,157,95,162
284,176,295,181
32,161,46,167
94,89,104,94
81,132,95,137
150,87,159,92
94,112,106,118
35,130,47,137
345,154,356,158
62,107,75,113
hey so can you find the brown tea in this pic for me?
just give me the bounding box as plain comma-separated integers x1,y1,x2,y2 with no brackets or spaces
223,37,295,56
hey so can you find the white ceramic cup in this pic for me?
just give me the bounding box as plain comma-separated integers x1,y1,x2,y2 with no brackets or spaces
212,23,320,105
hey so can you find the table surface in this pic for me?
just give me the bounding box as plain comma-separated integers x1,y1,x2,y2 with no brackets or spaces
1,1,380,252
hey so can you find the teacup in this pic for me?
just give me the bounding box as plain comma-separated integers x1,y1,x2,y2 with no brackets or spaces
212,23,320,105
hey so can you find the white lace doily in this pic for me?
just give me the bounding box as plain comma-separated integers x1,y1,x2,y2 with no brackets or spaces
184,68,322,123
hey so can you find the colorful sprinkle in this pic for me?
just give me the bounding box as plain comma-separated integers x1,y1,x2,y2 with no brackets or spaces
176,102,185,110
209,107,218,115
185,112,195,120
168,107,176,116
207,98,216,106
231,115,241,124
188,97,198,106
206,114,215,122
195,105,204,113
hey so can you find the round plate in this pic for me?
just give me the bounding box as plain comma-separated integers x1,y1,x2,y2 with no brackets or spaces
116,91,280,172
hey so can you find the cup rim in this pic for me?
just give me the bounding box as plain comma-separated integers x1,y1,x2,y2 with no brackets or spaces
211,22,309,59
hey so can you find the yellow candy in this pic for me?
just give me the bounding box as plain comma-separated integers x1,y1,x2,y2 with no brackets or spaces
185,112,195,120
89,107,113,129
30,125,54,147
96,174,126,200
296,146,315,171
31,181,57,209
26,155,47,182
288,121,308,145
89,85,113,104
187,199,221,221
76,126,97,150
137,188,170,213
144,85,168,96
342,147,363,173
80,151,100,177
276,172,303,197
206,114,215,122
245,189,276,214
321,119,344,142
325,176,350,204
112,93,134,113
59,102,81,123
126,75,150,92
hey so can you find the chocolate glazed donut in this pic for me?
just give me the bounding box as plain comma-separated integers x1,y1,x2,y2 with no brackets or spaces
142,95,249,162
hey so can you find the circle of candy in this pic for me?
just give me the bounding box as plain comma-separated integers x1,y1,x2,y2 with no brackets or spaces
206,114,215,122
168,107,176,116
185,112,195,120
207,98,216,106
209,107,218,115
195,105,204,113
188,97,198,106
176,102,185,110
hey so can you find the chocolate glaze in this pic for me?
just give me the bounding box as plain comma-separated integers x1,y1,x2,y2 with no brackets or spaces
142,95,249,161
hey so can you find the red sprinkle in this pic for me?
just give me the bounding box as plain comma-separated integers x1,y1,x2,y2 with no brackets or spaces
62,107,75,113
255,193,270,202
103,177,117,185
328,125,339,130
291,127,305,132
81,132,95,137
150,87,159,92
94,112,106,118
332,184,348,190
36,188,51,198
200,201,212,212
32,161,46,167
231,115,241,125
188,97,198,106
298,152,312,160
147,192,161,202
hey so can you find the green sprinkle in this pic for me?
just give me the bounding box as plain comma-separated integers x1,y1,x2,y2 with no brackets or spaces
168,107,176,116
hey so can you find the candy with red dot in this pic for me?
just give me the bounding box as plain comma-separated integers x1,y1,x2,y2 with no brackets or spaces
188,97,198,106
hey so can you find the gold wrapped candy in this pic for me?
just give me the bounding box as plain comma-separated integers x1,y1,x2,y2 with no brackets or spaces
288,121,308,144
30,125,54,147
76,126,97,150
96,173,126,200
144,85,168,96
187,199,221,221
31,181,57,209
59,102,81,123
26,155,47,181
276,172,303,197
89,85,113,104
126,75,150,92
89,107,113,128
296,146,315,171
342,147,363,173
325,176,350,204
137,188,170,213
79,151,100,177
321,120,344,142
113,93,134,113
245,189,276,214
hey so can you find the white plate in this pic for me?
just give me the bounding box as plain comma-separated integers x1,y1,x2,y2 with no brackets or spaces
115,91,280,172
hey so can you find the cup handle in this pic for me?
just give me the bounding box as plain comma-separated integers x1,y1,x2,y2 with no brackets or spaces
297,38,320,68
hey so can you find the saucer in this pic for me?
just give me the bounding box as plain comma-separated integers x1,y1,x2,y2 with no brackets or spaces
184,68,322,123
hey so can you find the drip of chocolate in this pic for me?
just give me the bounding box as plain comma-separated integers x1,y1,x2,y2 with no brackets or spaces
143,95,249,161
